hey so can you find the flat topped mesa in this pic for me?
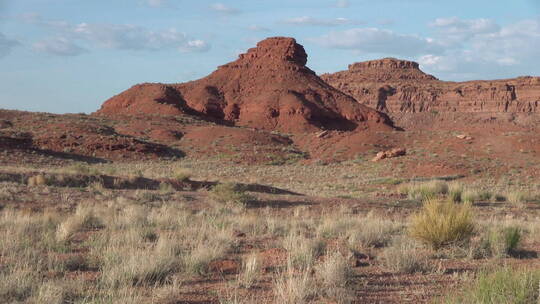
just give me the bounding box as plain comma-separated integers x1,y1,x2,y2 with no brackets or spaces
349,58,421,71
345,58,438,81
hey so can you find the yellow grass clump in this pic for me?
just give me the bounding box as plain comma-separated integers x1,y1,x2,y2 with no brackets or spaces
409,198,475,249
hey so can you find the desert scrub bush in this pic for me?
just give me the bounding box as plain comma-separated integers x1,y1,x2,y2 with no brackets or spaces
209,182,254,206
447,182,464,202
273,262,316,304
28,280,76,304
159,181,175,194
380,237,430,274
68,163,100,176
151,276,184,304
114,204,153,229
346,215,401,249
99,243,180,288
409,199,475,249
282,232,326,268
400,180,448,201
0,264,41,302
0,209,66,258
315,252,354,303
237,253,262,289
477,226,522,258
460,189,492,204
506,190,527,207
173,168,192,181
181,227,236,276
27,174,48,187
442,267,540,304
56,204,105,242
317,215,357,238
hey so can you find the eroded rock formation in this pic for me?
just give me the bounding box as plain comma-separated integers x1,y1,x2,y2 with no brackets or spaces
321,58,540,114
97,37,393,133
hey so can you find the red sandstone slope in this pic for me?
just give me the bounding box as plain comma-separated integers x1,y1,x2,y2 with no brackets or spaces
97,37,392,133
321,58,540,113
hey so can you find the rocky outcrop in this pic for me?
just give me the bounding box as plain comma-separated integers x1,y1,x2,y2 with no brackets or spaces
97,37,393,133
321,58,540,114
371,147,406,162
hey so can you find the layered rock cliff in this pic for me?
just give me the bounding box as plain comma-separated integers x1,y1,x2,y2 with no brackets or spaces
321,58,540,113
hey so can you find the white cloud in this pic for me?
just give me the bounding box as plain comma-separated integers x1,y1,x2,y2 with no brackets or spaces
431,17,499,36
283,16,361,27
210,3,240,15
314,17,540,80
22,14,210,55
430,16,500,47
180,39,210,52
0,33,19,58
312,27,443,56
71,23,204,51
146,0,167,7
335,0,350,8
248,25,270,32
421,18,540,79
33,37,86,56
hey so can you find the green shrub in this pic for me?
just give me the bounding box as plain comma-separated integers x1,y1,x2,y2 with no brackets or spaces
485,226,522,258
443,267,540,304
209,183,253,206
409,199,475,249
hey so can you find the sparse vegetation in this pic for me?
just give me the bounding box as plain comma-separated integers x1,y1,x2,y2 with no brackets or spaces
400,180,448,201
1,158,540,303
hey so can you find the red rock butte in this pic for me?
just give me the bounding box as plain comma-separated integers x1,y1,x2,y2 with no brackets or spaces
321,58,540,113
96,37,393,133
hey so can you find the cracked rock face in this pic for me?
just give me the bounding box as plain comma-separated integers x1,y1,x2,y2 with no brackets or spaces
321,58,540,114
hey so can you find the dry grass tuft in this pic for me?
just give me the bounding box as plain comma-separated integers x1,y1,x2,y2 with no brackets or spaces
237,253,262,289
315,252,354,303
409,198,475,249
347,215,401,249
28,174,47,187
400,180,448,201
273,262,316,304
506,190,527,207
56,205,104,242
282,232,325,268
380,237,430,274
173,168,192,182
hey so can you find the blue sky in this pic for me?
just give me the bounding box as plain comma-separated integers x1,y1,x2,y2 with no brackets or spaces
0,0,539,113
